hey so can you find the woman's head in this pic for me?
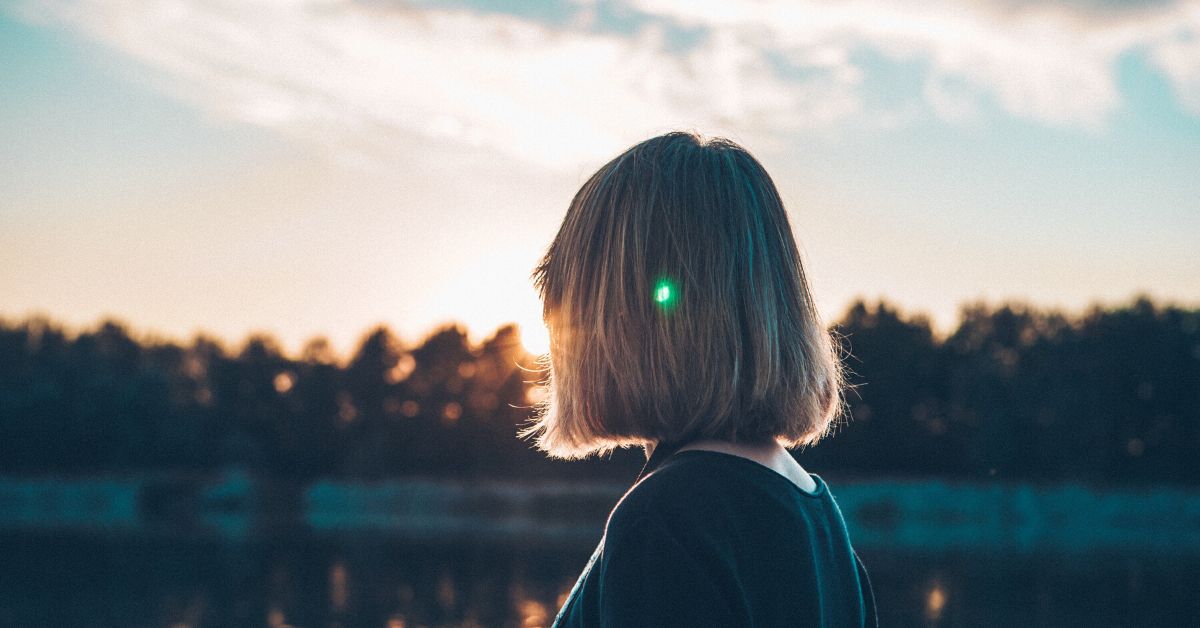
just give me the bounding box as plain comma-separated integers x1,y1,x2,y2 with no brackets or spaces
521,131,845,459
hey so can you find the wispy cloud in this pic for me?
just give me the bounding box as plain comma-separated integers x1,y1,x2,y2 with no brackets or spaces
631,0,1200,126
11,0,851,169
11,0,1199,169
1145,1,1200,112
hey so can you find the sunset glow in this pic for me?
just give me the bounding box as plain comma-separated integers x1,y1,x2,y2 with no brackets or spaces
1,0,1197,357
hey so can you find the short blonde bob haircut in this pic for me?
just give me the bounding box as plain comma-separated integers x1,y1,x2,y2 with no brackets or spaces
520,131,845,460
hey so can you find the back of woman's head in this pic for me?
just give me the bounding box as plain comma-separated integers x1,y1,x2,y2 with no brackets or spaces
521,131,846,459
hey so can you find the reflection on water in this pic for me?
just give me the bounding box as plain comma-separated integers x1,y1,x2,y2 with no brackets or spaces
1,533,1197,627
0,533,581,628
926,579,947,624
330,561,349,613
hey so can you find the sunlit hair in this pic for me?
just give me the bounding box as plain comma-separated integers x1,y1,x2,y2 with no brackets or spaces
519,131,846,460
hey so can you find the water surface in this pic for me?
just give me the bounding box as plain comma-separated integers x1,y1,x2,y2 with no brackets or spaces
2,532,1196,627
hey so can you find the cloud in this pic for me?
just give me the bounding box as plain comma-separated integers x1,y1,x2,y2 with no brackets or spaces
629,0,1200,125
9,0,1199,170
1145,2,1200,112
10,0,865,170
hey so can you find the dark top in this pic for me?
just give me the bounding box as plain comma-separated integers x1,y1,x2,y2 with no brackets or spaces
551,447,877,627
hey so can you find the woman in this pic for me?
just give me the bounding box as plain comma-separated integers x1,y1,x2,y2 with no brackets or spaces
522,131,877,627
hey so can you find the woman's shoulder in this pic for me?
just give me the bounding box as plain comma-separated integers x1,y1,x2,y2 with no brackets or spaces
604,450,824,540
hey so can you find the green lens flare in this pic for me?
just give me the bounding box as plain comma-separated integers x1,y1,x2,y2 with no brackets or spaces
653,278,677,310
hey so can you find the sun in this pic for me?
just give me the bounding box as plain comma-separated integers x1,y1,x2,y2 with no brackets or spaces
519,317,551,356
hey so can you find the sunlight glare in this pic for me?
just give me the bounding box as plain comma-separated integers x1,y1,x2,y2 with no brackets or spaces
520,319,551,356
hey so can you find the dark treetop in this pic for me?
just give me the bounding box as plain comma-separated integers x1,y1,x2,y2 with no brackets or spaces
552,446,878,627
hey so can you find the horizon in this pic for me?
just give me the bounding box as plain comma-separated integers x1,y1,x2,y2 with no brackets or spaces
2,290,1187,365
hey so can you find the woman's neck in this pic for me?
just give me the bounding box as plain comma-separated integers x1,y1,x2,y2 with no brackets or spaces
649,438,818,495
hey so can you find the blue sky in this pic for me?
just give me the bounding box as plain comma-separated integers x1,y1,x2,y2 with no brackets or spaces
1,0,1198,358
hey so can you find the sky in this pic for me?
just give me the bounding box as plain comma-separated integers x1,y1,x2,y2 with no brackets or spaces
2,0,1198,359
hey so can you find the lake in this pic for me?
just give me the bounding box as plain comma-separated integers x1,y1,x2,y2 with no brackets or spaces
2,531,1197,627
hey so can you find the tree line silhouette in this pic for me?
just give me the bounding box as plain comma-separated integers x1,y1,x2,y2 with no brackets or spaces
1,295,1196,485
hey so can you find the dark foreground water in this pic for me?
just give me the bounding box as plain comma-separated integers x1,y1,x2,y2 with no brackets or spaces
2,532,1197,628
